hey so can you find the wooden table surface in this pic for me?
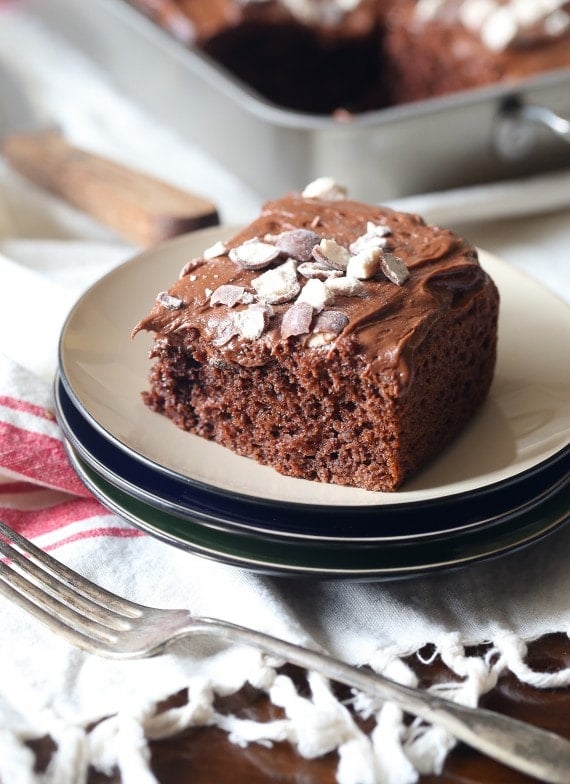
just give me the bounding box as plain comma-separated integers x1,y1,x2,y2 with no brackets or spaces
30,633,570,783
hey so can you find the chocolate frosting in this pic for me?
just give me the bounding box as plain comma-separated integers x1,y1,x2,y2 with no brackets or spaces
127,0,381,43
134,193,492,390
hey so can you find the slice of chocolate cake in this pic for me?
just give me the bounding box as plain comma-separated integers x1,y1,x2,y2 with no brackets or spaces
133,178,499,492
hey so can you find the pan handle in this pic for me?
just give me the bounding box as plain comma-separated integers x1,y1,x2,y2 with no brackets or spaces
493,97,570,161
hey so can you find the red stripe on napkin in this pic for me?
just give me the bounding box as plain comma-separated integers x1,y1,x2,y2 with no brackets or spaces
51,526,144,551
0,395,57,421
0,497,111,538
0,481,45,495
0,421,90,496
0,386,146,547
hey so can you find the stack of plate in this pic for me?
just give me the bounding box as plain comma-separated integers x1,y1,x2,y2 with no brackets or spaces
56,227,570,580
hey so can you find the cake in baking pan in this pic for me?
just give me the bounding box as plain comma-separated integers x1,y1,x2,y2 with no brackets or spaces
384,0,570,105
127,0,386,114
126,0,570,114
132,179,500,492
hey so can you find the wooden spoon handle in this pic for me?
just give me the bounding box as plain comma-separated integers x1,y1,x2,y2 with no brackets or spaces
2,129,219,246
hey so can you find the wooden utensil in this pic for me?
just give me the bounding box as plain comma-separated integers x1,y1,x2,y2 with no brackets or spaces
0,59,219,246
2,129,219,246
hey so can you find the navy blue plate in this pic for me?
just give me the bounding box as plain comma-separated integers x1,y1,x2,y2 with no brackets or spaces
55,375,569,543
64,438,570,579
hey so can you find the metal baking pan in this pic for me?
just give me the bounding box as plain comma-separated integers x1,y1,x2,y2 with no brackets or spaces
22,0,570,202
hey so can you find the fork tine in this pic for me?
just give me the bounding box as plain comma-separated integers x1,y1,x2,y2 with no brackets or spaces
0,537,132,630
0,560,119,645
0,520,140,616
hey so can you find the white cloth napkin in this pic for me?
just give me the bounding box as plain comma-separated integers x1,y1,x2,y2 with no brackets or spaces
0,6,569,784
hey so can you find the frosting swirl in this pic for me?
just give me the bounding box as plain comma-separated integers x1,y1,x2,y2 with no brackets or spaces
134,192,491,391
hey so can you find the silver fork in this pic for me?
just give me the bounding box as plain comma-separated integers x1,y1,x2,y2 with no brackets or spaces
1,520,569,784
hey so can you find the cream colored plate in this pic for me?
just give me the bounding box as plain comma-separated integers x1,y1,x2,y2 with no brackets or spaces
59,226,570,508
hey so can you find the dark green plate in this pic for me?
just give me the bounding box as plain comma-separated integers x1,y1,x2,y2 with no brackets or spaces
65,441,569,580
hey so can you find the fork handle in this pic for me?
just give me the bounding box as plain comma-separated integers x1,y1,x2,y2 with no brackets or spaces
182,617,570,784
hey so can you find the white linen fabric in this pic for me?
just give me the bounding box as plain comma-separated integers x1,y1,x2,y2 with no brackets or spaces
0,6,569,784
